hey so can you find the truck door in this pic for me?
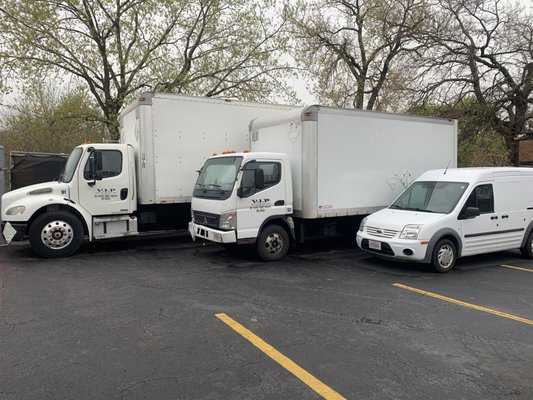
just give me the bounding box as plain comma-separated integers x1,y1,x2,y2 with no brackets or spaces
78,147,135,216
236,160,286,239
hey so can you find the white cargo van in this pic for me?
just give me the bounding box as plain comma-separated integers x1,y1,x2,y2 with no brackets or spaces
356,167,533,272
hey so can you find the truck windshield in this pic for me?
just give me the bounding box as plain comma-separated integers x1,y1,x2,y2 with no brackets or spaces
390,181,468,214
58,147,83,183
193,156,242,200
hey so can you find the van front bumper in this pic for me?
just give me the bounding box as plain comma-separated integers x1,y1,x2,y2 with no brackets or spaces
188,222,236,244
356,231,429,262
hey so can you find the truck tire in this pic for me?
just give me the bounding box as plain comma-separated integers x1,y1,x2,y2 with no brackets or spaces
431,239,456,273
256,224,289,261
520,231,533,259
29,211,84,258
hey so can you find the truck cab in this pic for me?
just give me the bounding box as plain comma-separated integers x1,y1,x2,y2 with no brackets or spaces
189,152,294,260
1,143,137,257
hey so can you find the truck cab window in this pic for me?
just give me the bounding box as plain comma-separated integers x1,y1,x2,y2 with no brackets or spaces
464,184,494,214
84,150,123,180
240,161,281,197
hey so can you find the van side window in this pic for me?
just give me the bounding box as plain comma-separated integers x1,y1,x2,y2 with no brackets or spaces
464,184,494,214
240,161,281,197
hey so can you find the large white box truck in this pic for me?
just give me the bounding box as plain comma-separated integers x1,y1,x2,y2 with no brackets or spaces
0,93,293,257
188,106,458,260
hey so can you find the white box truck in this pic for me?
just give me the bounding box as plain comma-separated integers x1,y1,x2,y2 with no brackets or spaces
0,93,293,257
357,167,533,272
188,106,458,260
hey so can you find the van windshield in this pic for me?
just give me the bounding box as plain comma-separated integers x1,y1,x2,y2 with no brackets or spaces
390,181,468,214
193,156,242,200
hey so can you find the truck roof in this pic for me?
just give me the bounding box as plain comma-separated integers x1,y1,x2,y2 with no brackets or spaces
250,105,456,132
418,167,533,182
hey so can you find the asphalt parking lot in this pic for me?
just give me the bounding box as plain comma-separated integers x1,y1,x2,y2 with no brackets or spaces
0,234,532,400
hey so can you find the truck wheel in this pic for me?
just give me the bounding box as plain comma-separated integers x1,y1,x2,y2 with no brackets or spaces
520,231,533,259
256,224,289,261
29,211,84,258
431,239,456,273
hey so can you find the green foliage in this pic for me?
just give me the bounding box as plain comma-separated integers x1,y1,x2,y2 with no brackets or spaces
0,80,106,155
0,0,294,139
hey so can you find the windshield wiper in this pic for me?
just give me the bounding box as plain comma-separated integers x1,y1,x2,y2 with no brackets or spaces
404,207,433,213
389,204,404,210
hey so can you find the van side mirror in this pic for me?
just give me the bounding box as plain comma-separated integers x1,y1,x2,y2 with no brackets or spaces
460,207,480,220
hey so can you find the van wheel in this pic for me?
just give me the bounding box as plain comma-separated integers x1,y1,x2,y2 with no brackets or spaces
29,211,84,258
256,224,289,261
431,239,456,273
520,231,533,259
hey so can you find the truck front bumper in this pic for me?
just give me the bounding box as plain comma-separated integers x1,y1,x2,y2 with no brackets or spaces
1,221,27,244
188,222,237,244
356,231,428,262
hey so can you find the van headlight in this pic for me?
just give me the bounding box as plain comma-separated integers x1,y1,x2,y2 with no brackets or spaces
219,211,237,230
6,205,26,216
400,224,422,240
359,217,368,232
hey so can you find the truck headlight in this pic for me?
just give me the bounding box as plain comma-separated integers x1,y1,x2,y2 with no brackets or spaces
400,224,422,240
220,211,237,230
359,217,368,232
6,205,26,216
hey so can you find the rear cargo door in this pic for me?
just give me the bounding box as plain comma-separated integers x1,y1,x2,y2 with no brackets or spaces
236,160,286,239
78,146,135,216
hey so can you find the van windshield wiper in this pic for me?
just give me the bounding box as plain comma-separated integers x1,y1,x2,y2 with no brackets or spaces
404,207,433,213
389,204,404,210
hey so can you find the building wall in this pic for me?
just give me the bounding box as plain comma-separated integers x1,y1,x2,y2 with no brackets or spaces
519,140,533,165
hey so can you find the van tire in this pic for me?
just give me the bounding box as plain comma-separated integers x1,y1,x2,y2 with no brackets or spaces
29,211,83,258
520,231,533,259
256,224,289,261
431,239,456,273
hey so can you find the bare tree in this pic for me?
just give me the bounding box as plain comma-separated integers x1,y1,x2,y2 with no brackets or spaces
287,0,428,110
0,0,293,139
414,0,533,164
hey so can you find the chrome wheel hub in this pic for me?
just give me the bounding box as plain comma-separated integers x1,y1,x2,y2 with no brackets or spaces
41,220,74,250
265,232,284,255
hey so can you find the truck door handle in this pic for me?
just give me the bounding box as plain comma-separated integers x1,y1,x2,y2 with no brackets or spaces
490,216,498,220
501,215,509,219
120,188,128,200
275,200,285,206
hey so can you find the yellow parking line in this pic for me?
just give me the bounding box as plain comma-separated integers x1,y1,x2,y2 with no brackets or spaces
501,265,533,273
393,283,533,326
215,313,347,400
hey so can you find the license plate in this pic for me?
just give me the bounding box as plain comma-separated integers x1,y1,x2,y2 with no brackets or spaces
368,240,382,251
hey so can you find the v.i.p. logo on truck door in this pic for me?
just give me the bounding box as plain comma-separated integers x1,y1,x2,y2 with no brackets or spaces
250,198,271,212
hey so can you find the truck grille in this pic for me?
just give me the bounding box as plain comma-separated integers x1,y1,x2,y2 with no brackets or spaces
193,211,220,229
366,226,399,239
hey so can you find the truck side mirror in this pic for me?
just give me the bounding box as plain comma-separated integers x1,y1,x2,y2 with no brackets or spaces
460,206,480,220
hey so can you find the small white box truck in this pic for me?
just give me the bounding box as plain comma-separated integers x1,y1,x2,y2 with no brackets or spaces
188,106,458,260
0,93,293,257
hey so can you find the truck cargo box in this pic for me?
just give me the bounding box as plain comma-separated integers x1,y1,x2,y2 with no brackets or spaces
250,106,457,218
120,93,294,205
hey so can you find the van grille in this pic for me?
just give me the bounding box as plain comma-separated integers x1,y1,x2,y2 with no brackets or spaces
193,211,220,229
366,226,399,239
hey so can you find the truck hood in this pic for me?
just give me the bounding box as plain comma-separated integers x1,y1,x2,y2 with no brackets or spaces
365,208,447,231
1,181,70,216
